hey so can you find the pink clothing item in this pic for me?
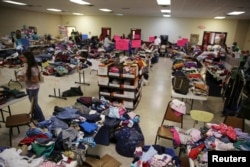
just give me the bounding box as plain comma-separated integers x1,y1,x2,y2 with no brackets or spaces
201,151,208,162
190,128,201,142
170,127,181,146
175,127,190,145
226,126,237,141
171,99,186,115
206,123,218,129
40,161,66,167
118,107,126,116
150,154,172,167
134,146,143,157
206,128,214,136
214,139,235,151
209,123,237,141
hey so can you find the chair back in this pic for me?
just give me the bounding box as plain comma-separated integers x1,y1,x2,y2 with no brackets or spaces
190,110,214,127
223,116,244,131
161,101,183,127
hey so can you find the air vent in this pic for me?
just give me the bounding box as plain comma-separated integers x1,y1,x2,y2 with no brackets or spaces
26,4,42,7
160,5,170,8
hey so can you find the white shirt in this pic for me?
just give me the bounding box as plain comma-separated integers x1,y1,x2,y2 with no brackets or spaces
103,37,112,48
21,63,40,89
154,37,161,46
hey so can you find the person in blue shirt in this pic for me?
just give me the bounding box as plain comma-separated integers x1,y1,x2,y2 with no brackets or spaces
32,32,40,40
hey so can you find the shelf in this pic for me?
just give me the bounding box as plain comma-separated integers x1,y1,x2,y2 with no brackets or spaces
98,61,143,110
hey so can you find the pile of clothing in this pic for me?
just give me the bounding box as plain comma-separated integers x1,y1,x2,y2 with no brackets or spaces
131,145,181,167
170,123,250,165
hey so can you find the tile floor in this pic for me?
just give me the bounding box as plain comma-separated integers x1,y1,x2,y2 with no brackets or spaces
0,57,249,166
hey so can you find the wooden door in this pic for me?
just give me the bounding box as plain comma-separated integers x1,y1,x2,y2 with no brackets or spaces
130,28,141,40
101,27,111,37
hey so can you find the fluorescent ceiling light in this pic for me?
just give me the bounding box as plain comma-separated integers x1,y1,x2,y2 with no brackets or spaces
163,14,171,17
99,8,112,12
47,8,62,12
214,16,225,19
70,0,90,5
3,0,27,5
157,0,171,5
227,11,245,15
116,14,124,16
73,13,84,15
161,9,171,13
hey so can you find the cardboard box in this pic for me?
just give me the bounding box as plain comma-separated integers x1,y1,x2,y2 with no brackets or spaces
122,64,138,78
98,76,109,85
122,78,138,89
98,63,111,75
124,91,135,99
109,83,120,88
85,154,121,167
99,91,110,96
123,100,134,109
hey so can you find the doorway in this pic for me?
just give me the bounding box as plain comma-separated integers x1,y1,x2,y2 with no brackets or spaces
66,26,76,38
101,27,111,37
130,29,141,40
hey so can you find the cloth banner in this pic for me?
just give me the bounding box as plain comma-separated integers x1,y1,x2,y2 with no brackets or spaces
131,40,141,48
115,39,129,50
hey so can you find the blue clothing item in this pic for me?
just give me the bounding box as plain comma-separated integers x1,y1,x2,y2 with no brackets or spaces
37,119,52,129
39,54,52,60
15,38,22,47
49,116,69,131
165,147,176,157
79,121,98,134
26,88,45,122
25,127,53,139
32,34,39,40
55,107,80,120
80,136,96,147
141,146,157,162
26,127,44,137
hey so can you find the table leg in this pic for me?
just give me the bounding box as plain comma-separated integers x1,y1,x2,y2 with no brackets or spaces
75,70,90,86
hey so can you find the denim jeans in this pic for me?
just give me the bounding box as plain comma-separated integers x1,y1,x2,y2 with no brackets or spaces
26,88,45,122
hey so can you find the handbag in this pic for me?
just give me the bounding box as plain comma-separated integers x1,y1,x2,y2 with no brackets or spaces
173,76,190,95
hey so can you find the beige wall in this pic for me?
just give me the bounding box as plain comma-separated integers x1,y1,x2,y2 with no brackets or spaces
1,6,250,50
0,6,61,38
243,23,250,51
234,20,250,50
62,16,240,46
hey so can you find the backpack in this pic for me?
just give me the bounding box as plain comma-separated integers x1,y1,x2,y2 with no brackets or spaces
172,76,190,95
114,123,144,157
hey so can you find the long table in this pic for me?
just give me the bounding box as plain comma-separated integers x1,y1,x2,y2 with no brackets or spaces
0,96,27,123
171,88,208,110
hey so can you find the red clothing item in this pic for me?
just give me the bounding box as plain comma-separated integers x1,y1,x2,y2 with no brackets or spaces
19,133,48,145
189,143,205,160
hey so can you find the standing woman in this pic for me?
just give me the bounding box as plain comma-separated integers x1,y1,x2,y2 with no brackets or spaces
18,51,45,122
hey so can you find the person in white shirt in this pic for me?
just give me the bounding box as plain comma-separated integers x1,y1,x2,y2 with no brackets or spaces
103,35,114,52
154,36,161,47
